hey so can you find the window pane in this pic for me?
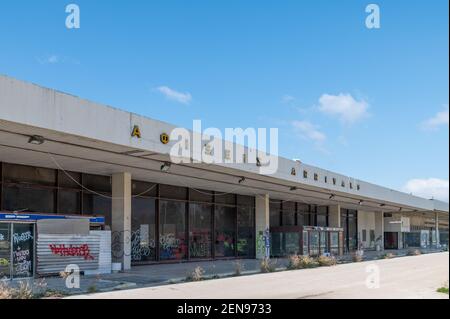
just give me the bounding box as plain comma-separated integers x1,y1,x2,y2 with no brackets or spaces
297,204,309,227
58,171,81,189
215,205,236,257
131,181,157,197
83,174,111,193
189,203,212,258
58,190,81,215
82,193,112,226
189,189,213,203
237,205,255,257
159,200,187,260
282,202,295,226
131,197,156,262
3,163,55,186
269,202,281,227
0,224,11,278
237,195,254,207
215,193,236,205
3,186,55,213
159,184,187,200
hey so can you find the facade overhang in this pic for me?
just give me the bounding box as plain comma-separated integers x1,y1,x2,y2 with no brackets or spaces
0,75,448,215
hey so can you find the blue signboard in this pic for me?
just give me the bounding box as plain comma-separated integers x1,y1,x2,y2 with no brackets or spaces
0,212,104,224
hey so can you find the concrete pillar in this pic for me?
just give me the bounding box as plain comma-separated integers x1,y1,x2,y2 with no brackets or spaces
328,205,341,228
435,212,440,248
112,172,132,270
255,194,270,259
374,211,384,251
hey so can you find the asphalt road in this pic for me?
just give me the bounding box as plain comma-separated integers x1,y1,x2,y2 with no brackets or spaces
70,252,449,299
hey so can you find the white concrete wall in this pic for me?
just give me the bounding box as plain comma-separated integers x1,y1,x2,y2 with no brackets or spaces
358,211,376,249
0,75,448,213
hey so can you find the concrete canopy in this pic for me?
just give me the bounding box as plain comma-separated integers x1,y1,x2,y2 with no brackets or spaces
0,75,448,215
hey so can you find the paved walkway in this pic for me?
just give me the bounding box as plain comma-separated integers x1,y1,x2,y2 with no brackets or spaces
69,252,449,299
1,248,445,296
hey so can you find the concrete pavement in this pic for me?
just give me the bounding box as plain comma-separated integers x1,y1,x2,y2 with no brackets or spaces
69,252,449,299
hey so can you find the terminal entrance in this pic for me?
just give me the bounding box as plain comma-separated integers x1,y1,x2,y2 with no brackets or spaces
270,226,344,257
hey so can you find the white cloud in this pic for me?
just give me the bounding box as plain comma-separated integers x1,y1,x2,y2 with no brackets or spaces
281,95,295,104
318,93,369,124
402,178,449,202
156,86,192,105
37,55,59,64
292,120,326,143
421,105,449,131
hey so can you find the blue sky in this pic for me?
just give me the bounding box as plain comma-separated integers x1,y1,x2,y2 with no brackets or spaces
0,0,448,201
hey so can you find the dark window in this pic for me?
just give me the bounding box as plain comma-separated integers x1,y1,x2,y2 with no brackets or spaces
314,173,318,181
58,190,81,215
362,229,367,242
215,193,236,205
131,181,157,197
303,170,308,178
215,205,236,257
159,200,187,260
370,230,375,243
189,203,212,258
3,185,55,213
3,163,55,186
189,189,213,203
269,202,281,227
316,206,328,227
297,204,309,226
131,197,156,262
58,171,81,189
282,202,296,226
83,174,111,193
237,205,255,257
159,184,187,201
82,193,112,226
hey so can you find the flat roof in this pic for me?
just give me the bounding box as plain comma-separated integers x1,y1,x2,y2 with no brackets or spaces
0,74,448,213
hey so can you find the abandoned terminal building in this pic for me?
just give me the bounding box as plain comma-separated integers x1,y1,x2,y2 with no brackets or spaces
0,75,448,279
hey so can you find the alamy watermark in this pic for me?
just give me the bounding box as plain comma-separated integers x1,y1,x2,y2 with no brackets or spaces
365,4,381,29
65,4,80,29
168,120,279,175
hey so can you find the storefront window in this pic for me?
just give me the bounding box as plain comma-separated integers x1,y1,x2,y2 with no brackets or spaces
3,186,55,213
131,198,156,262
189,203,212,259
159,200,187,260
215,205,236,257
282,202,296,226
237,205,255,257
83,193,112,227
297,204,309,227
317,206,328,227
58,190,81,215
269,202,281,227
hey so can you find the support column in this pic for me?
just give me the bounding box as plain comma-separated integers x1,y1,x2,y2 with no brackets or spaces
374,211,384,251
112,172,132,270
328,205,341,228
255,194,270,259
435,212,440,248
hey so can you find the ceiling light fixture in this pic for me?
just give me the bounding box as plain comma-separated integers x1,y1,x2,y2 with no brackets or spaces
238,177,246,184
329,194,335,200
28,135,45,145
290,186,298,191
160,162,171,172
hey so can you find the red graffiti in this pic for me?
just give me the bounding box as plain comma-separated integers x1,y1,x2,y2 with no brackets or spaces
49,244,94,260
